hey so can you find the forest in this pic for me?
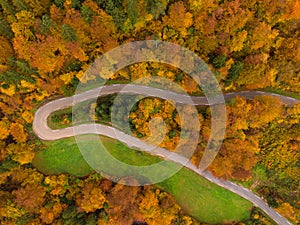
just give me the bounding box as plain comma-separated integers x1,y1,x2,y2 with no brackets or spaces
0,0,299,224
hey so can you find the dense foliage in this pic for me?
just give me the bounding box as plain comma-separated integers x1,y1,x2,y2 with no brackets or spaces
0,0,299,224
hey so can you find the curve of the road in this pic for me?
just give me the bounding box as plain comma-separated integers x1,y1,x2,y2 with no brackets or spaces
33,84,299,225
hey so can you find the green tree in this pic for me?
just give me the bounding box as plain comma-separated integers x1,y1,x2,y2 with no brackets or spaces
80,5,94,24
125,0,138,24
12,0,28,11
0,18,14,38
0,0,16,17
61,24,77,42
40,14,54,35
146,0,168,19
210,54,226,69
54,0,65,9
225,61,244,85
97,0,126,29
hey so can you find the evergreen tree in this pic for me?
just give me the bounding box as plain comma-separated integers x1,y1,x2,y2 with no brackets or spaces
40,14,54,35
61,24,77,42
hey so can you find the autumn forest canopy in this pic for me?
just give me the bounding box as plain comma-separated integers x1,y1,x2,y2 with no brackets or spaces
0,0,300,224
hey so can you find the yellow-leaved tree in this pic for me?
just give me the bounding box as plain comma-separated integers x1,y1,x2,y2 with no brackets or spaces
0,118,10,140
76,182,106,213
10,122,28,143
163,1,193,37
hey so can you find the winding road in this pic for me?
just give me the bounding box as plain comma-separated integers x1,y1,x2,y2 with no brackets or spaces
33,84,299,225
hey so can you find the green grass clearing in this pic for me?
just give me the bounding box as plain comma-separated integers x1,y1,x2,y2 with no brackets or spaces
157,169,252,223
33,137,93,176
33,136,164,176
33,135,252,224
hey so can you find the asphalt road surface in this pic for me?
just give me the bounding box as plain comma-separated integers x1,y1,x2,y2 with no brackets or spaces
33,84,299,225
